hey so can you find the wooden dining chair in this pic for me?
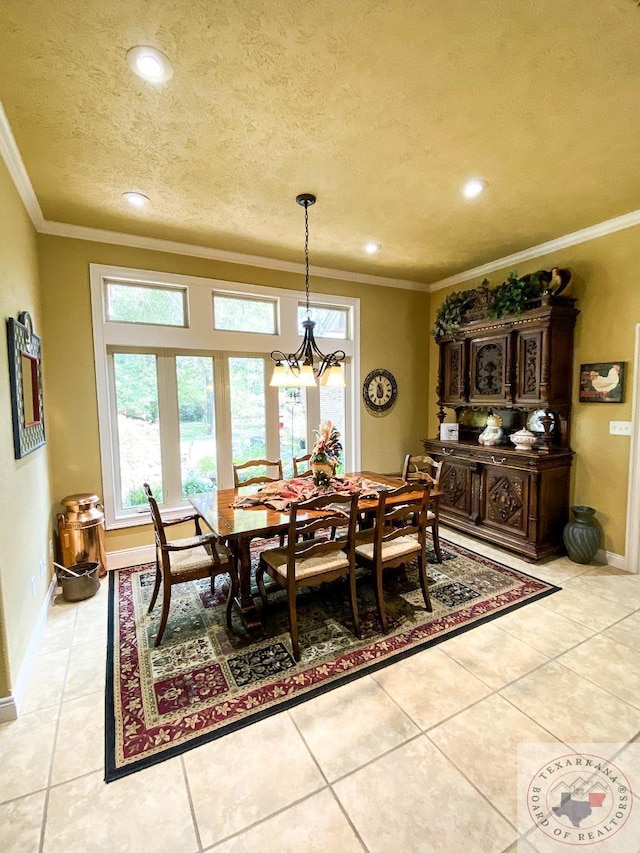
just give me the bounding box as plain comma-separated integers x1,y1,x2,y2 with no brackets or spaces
402,453,443,487
233,458,283,488
355,482,433,633
256,492,360,660
292,453,312,477
143,483,238,647
402,454,443,563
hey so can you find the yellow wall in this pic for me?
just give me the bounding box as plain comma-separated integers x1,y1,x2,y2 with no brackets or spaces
0,160,51,700
428,224,640,556
38,235,430,554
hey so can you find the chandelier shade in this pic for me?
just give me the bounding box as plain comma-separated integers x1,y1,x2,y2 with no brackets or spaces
269,194,346,388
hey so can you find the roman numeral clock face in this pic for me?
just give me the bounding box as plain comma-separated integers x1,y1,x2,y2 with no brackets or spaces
363,369,398,414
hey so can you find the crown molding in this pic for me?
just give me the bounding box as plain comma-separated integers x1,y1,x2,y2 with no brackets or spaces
38,219,429,291
0,102,45,229
428,208,640,292
3,98,639,296
0,99,426,292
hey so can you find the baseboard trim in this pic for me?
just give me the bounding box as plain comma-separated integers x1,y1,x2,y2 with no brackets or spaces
107,545,155,570
9,575,57,718
596,548,629,572
0,695,17,723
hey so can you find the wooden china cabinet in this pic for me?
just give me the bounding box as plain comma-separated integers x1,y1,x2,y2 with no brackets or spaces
423,294,579,560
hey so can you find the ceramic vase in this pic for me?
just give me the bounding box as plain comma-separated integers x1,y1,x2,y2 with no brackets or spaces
563,505,601,564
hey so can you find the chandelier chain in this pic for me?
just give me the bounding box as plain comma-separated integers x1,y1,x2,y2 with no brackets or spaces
304,201,310,317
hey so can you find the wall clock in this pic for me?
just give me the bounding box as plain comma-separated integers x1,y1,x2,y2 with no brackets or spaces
363,369,398,414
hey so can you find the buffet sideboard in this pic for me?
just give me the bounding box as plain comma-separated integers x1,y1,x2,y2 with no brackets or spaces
426,294,579,560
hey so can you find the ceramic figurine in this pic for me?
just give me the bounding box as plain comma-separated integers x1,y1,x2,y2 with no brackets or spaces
478,412,503,446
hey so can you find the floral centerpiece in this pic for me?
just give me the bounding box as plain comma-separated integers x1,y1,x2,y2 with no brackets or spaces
310,420,342,477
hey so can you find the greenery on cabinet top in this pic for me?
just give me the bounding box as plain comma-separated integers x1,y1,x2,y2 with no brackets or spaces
431,267,573,340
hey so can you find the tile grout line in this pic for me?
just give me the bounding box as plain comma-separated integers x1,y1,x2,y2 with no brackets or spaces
38,603,77,853
180,755,204,852
424,732,521,836
367,663,530,836
200,786,330,851
327,730,425,787
288,708,371,852
436,580,640,700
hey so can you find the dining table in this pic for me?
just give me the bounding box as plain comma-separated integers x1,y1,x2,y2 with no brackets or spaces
190,471,441,630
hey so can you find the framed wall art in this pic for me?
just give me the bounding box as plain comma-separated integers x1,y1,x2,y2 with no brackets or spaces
578,361,625,403
6,311,46,457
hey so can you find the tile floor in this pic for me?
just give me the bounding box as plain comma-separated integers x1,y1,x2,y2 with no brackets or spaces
1,529,640,852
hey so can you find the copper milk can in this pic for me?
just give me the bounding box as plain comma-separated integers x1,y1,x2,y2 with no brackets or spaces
57,493,107,578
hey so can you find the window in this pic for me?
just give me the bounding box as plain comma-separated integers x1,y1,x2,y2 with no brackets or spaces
91,265,360,527
297,303,348,339
229,357,267,464
105,281,187,326
112,353,162,508
213,292,277,334
176,356,217,495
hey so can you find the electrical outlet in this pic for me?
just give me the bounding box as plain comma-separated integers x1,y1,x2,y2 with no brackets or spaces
609,420,632,436
30,576,37,598
39,555,46,579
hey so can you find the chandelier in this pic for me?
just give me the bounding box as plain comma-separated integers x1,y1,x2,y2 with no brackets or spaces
269,194,345,387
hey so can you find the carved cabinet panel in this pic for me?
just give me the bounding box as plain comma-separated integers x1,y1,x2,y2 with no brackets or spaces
439,458,472,516
483,467,529,538
514,329,545,404
469,334,511,403
440,341,467,404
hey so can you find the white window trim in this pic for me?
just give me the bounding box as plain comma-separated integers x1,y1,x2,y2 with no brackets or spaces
90,264,361,529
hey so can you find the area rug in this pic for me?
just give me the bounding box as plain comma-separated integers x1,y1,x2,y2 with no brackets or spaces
105,538,560,781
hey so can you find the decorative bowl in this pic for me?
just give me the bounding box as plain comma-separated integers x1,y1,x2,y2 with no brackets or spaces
510,428,536,451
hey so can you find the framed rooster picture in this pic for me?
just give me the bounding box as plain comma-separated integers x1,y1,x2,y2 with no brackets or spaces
579,362,626,403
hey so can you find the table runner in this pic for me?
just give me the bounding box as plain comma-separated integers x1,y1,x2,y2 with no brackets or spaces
230,474,390,512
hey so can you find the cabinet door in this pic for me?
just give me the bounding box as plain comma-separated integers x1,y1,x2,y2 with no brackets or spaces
482,466,529,538
439,459,472,517
440,341,467,403
469,334,511,403
515,329,546,404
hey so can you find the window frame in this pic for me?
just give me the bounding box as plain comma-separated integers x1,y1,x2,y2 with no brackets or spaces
90,264,360,528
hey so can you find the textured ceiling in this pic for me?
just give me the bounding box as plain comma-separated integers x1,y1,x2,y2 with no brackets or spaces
1,0,639,284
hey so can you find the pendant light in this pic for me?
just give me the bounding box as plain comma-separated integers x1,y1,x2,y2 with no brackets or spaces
270,194,346,387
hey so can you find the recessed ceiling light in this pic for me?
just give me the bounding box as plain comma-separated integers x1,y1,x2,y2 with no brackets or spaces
126,46,173,82
364,242,381,255
462,179,486,199
122,192,150,208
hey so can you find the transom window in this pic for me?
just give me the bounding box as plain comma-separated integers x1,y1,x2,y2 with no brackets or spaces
105,280,188,326
91,265,360,527
297,303,348,339
213,292,278,334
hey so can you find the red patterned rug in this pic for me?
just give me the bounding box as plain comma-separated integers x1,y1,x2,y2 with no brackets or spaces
105,538,559,781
